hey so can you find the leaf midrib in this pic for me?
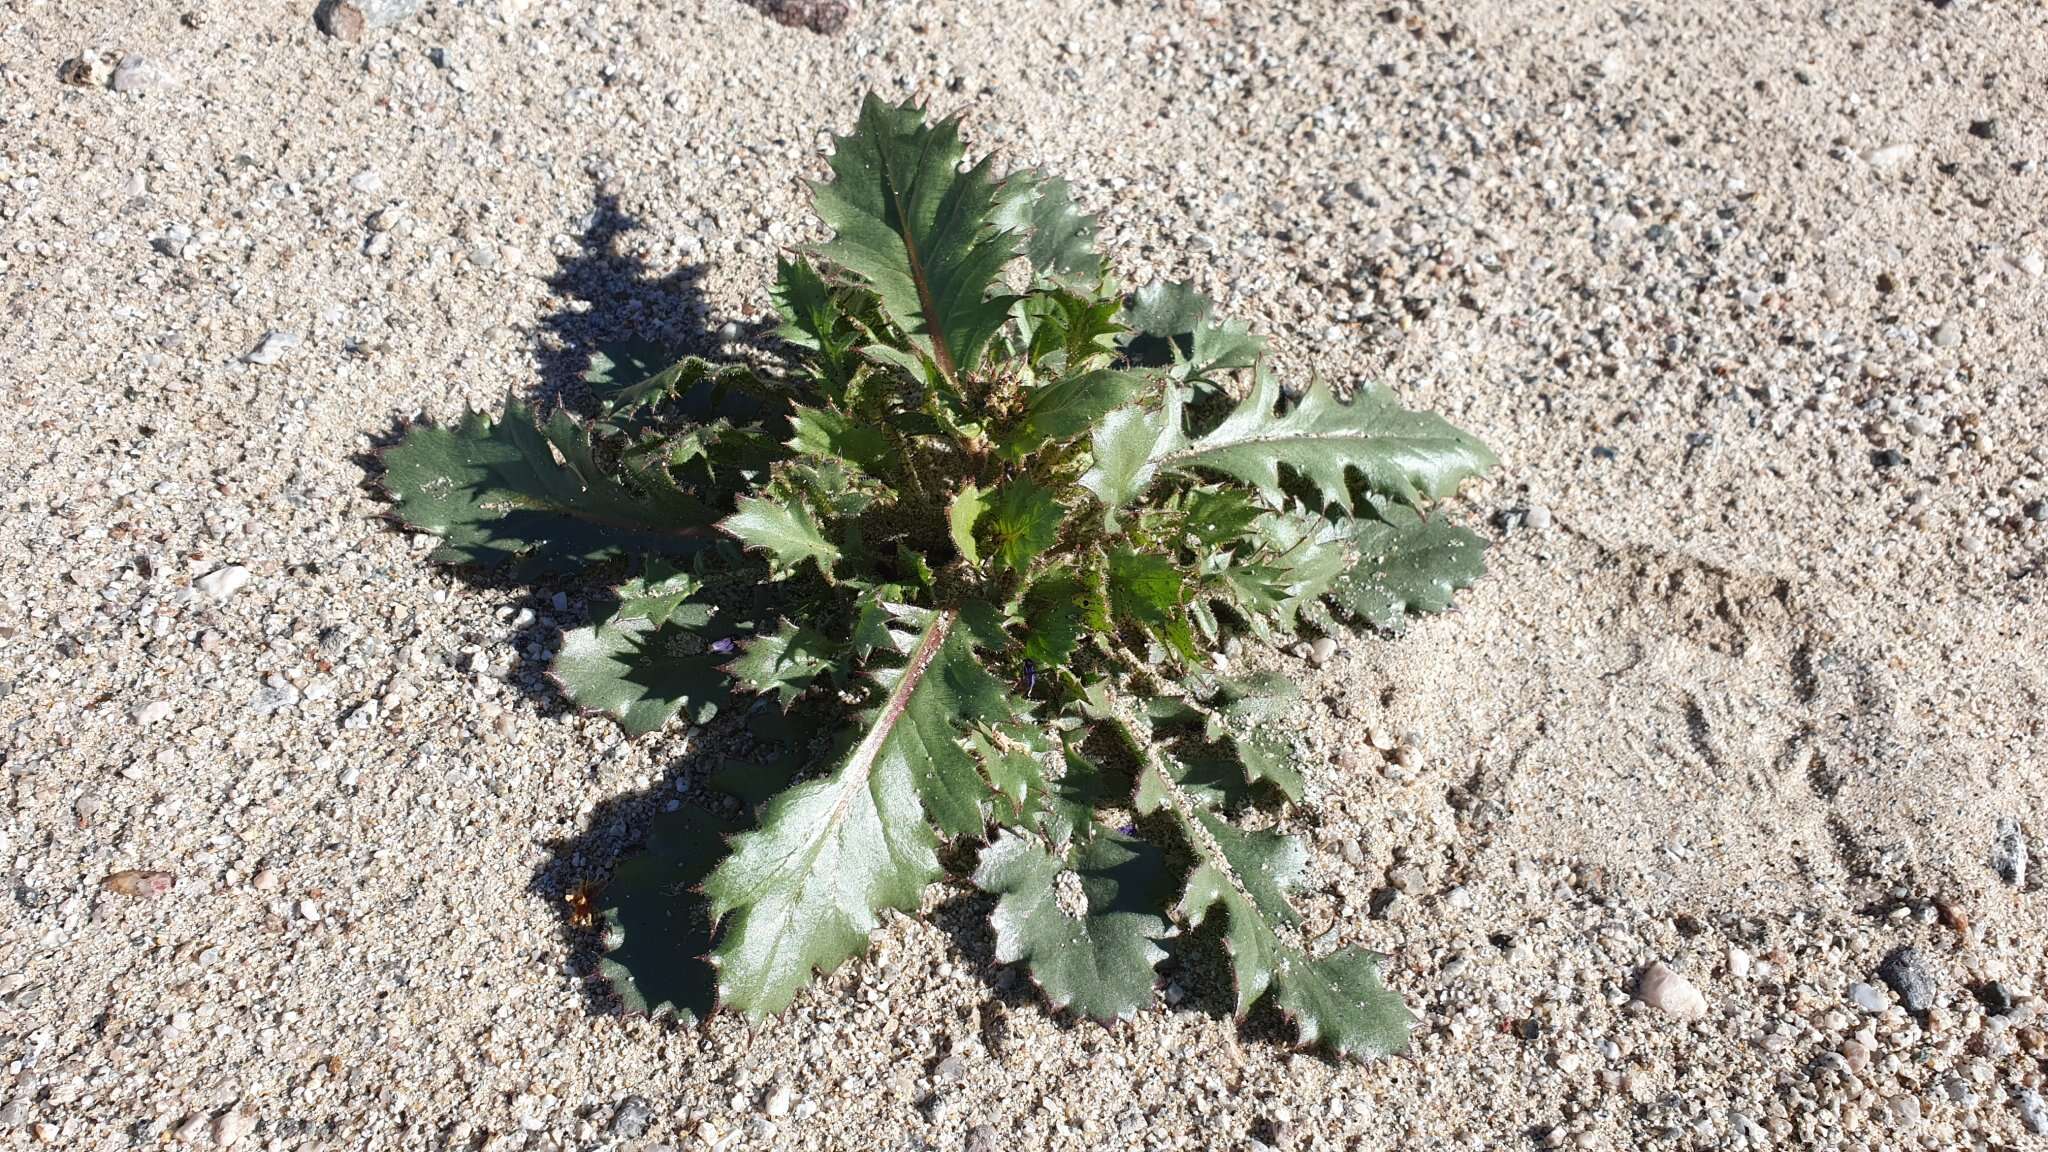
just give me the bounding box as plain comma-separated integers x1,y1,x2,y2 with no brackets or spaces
873,122,961,387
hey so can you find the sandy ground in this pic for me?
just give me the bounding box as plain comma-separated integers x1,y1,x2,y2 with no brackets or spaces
3,0,2046,1149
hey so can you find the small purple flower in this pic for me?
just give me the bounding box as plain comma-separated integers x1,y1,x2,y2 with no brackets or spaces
709,637,737,655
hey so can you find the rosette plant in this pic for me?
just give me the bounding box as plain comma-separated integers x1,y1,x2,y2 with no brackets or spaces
383,94,1495,1057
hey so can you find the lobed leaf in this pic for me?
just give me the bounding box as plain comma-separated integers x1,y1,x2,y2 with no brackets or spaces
973,830,1171,1022
722,496,841,579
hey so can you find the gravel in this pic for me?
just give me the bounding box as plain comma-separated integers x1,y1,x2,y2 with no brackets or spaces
1876,946,1937,1013
6,2,2046,1149
1990,816,2028,887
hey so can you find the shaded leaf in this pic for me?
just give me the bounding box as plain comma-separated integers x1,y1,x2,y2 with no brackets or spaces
1121,281,1264,382
1000,369,1149,460
553,592,736,737
994,172,1104,291
973,830,1170,1021
728,619,839,706
949,482,991,566
597,806,731,1020
985,478,1064,574
790,405,889,471
1078,387,1183,512
722,496,840,578
1019,567,1105,666
383,398,719,575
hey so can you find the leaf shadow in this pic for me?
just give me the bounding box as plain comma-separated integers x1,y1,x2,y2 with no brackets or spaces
356,188,775,721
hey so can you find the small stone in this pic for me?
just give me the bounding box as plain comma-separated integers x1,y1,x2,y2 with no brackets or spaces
245,330,301,365
1990,816,2028,887
1848,982,1888,1012
133,699,173,725
608,1097,652,1140
1967,118,1999,140
1837,1038,1871,1074
1634,960,1708,1020
111,54,169,93
762,1084,792,1118
2017,1089,2048,1137
1871,448,1904,471
101,869,176,898
1864,143,1913,170
350,169,383,193
299,899,323,922
1974,980,2014,1015
965,1126,998,1152
1523,504,1553,530
1931,321,1961,348
211,1109,252,1147
316,0,420,36
1876,946,1936,1013
1307,637,1338,667
251,868,279,891
194,565,251,600
58,51,114,87
1726,946,1751,979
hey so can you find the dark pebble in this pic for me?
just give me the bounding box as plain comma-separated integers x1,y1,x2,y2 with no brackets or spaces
1968,119,1999,140
1871,448,1905,470
609,1096,653,1140
1877,946,1937,1013
1975,980,2015,1016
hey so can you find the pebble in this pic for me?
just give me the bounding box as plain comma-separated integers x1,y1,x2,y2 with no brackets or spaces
1931,321,1961,348
1307,637,1337,667
1523,504,1553,530
1990,816,2028,887
133,699,172,724
212,1109,251,1147
2017,1089,2048,1136
1838,1038,1870,1074
1725,946,1750,979
1634,961,1708,1020
245,330,302,365
110,54,169,94
965,1126,999,1152
316,0,420,39
194,565,251,600
1876,946,1936,1012
762,1083,792,1118
1848,981,1888,1013
1863,143,1913,170
101,869,176,898
608,1097,652,1140
57,51,114,87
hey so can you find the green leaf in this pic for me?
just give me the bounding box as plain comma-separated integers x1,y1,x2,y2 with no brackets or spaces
722,496,840,578
553,593,735,737
1019,568,1105,666
1121,281,1265,382
972,830,1170,1022
949,482,991,566
382,398,719,575
1000,369,1149,460
994,172,1104,291
1165,370,1497,512
790,406,889,472
1107,547,1192,657
986,479,1064,575
704,608,1015,1019
728,619,839,707
1078,387,1183,512
596,806,730,1020
1121,714,1413,1058
813,95,1017,387
1331,510,1488,631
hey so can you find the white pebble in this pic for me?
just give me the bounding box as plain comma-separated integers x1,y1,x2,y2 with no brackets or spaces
1863,143,1913,170
211,1109,251,1147
1635,960,1708,1019
194,565,251,600
1726,946,1751,979
763,1083,792,1118
1308,637,1338,667
244,330,301,365
133,699,173,725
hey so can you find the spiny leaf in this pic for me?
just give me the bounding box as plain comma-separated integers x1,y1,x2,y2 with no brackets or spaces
1122,717,1415,1059
382,398,719,575
790,406,889,472
722,496,840,579
553,593,735,737
1331,509,1488,632
596,806,730,1020
1121,281,1265,383
704,608,1015,1019
1000,369,1150,460
813,95,1017,387
949,482,991,566
973,830,1170,1022
986,479,1064,574
728,618,839,706
1164,369,1497,512
994,172,1104,291
1019,567,1105,666
1107,547,1193,657
1078,387,1184,513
